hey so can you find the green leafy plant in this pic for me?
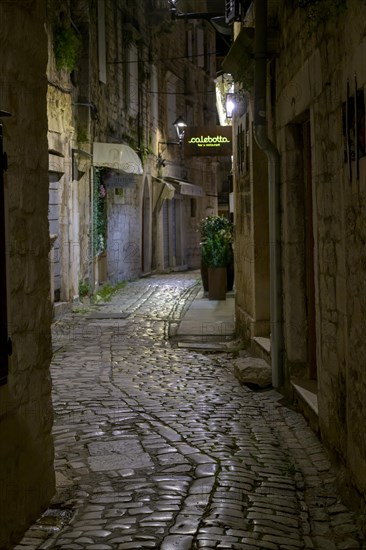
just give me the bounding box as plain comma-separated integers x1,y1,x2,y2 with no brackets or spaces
78,279,92,298
93,169,107,256
199,215,234,268
54,25,81,71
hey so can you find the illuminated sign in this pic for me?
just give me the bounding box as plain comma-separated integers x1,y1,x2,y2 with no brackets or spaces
184,126,232,157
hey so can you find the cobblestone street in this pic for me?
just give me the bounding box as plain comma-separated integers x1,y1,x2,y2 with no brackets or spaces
17,273,365,550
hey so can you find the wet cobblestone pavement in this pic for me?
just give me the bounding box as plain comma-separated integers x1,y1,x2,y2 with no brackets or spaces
16,273,365,549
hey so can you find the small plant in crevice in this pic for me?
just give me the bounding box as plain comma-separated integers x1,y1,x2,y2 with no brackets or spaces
78,279,92,298
93,281,127,304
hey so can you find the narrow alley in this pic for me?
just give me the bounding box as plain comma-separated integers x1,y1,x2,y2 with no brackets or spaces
16,273,364,550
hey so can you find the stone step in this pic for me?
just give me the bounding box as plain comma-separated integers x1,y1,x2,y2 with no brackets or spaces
292,379,319,433
251,336,271,365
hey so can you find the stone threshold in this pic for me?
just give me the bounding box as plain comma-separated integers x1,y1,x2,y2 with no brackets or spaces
291,379,318,416
291,378,319,433
251,336,271,365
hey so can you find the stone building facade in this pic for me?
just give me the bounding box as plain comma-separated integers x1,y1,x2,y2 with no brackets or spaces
0,3,221,543
46,0,219,299
229,0,366,502
0,1,55,547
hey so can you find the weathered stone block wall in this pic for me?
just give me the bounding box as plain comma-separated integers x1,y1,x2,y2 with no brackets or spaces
47,83,74,302
234,101,270,344
46,0,91,303
0,1,55,546
275,0,366,498
234,109,255,344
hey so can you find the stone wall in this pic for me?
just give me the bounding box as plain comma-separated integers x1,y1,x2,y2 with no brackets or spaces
234,101,270,345
274,0,366,498
0,1,55,546
46,0,94,303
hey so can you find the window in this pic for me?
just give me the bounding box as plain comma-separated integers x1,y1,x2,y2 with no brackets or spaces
225,0,242,24
196,28,204,68
166,75,177,139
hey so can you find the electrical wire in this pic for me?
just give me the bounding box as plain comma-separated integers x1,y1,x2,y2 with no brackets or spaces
146,89,216,94
107,50,225,64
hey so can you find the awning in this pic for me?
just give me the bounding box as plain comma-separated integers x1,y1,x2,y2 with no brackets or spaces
163,176,205,197
153,177,176,216
154,177,175,201
222,28,254,88
93,142,143,175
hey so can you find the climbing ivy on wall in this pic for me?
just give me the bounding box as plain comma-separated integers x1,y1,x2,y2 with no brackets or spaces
93,169,107,257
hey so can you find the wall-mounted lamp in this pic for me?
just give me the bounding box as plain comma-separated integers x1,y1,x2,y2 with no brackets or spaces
173,115,187,143
225,93,235,119
157,116,188,168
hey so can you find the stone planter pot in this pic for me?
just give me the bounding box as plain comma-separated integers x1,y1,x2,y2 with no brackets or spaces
208,266,227,300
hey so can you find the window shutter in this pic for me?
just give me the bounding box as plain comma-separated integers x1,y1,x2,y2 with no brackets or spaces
225,0,242,24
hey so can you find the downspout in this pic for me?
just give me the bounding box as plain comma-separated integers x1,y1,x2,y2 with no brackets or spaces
253,0,284,387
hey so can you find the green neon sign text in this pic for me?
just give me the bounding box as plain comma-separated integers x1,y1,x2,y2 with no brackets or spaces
188,135,231,145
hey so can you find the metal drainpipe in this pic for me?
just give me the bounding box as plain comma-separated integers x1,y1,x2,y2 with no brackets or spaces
253,0,284,387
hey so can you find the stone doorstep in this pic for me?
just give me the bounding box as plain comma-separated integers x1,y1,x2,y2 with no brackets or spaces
291,379,318,416
291,379,319,433
251,336,271,366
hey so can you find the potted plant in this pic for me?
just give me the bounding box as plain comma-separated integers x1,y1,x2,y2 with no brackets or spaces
199,215,233,300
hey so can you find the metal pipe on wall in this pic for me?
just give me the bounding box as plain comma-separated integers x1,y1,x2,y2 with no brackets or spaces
253,0,284,387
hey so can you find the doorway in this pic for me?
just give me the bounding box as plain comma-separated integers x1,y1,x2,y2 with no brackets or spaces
284,114,317,383
303,120,317,380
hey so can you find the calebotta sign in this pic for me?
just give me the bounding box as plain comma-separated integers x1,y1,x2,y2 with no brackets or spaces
184,126,232,157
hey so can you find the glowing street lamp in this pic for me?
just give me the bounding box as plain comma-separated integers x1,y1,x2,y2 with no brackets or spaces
173,116,187,143
226,93,235,119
